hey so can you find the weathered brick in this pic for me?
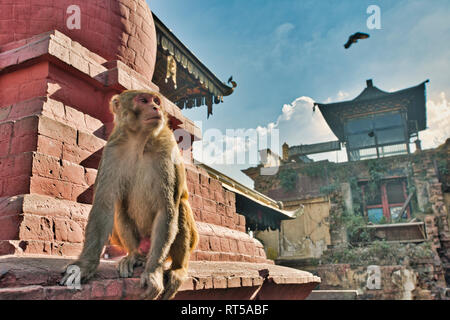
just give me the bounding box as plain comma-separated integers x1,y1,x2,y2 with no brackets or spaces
3,175,30,197
0,122,13,156
53,218,84,243
19,214,54,241
209,236,221,252
0,106,11,121
13,116,38,138
197,235,209,251
62,143,92,165
32,152,61,180
65,106,86,130
8,98,44,120
60,160,85,185
38,116,77,145
77,130,106,152
219,238,231,252
30,175,72,200
36,135,62,158
10,134,37,154
212,276,227,289
203,198,216,213
85,168,97,185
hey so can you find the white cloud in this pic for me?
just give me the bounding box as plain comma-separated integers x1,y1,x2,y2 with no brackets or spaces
420,92,450,149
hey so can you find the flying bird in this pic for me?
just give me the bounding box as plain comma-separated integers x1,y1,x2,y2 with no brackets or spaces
227,76,237,89
344,32,370,49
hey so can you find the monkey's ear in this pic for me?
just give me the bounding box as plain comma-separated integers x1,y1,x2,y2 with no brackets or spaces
110,95,121,114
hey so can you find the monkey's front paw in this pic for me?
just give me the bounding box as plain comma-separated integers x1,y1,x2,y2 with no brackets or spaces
118,253,145,278
140,270,164,300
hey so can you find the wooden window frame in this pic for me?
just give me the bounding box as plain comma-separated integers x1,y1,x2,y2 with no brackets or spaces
360,178,410,223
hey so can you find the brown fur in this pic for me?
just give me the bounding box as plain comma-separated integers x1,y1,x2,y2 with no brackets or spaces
60,90,198,300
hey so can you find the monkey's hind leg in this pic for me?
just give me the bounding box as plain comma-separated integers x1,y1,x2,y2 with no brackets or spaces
160,199,198,300
115,206,145,278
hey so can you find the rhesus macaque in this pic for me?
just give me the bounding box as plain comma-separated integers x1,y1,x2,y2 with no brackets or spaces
60,90,198,300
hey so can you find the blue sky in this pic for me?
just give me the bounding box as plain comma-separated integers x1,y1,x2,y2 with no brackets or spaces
149,0,450,188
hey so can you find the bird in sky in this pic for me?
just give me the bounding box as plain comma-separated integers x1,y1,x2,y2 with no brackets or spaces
344,32,370,49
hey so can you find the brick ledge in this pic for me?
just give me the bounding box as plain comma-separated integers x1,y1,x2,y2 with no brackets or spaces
0,255,320,300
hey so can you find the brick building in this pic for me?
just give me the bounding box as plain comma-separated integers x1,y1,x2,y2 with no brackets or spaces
0,0,319,299
244,80,450,300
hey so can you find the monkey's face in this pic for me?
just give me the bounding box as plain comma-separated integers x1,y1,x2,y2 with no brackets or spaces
132,92,164,127
111,90,167,135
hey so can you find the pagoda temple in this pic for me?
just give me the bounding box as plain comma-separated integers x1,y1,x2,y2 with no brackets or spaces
314,79,429,161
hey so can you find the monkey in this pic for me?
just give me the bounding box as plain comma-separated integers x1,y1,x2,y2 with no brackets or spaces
60,90,198,300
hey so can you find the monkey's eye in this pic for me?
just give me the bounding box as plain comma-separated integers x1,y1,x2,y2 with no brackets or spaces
139,97,149,104
153,97,161,106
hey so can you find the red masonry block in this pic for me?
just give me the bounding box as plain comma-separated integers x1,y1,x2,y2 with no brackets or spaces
65,106,87,130
0,214,21,240
209,236,221,252
201,212,222,226
60,160,86,185
244,242,255,257
29,175,72,200
0,157,14,178
214,191,225,204
62,143,92,165
212,276,227,289
85,168,97,186
225,206,235,218
36,135,63,159
219,238,231,252
0,122,13,156
53,218,84,243
239,215,246,227
197,235,210,251
216,203,226,216
195,251,211,262
225,190,235,206
8,98,45,121
32,152,61,180
228,239,238,253
203,198,216,213
51,241,83,257
186,168,199,184
10,134,37,155
237,241,247,254
19,214,54,241
2,175,30,197
77,130,106,152
200,174,210,186
13,116,38,138
38,116,77,145
222,216,235,229
200,186,210,199
104,279,124,299
190,194,203,210
0,106,11,121
193,208,201,221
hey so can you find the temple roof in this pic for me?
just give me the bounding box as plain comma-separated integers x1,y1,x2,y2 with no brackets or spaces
151,14,236,118
314,80,429,141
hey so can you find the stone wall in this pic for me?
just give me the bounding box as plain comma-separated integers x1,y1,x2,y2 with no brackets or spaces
316,262,446,300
